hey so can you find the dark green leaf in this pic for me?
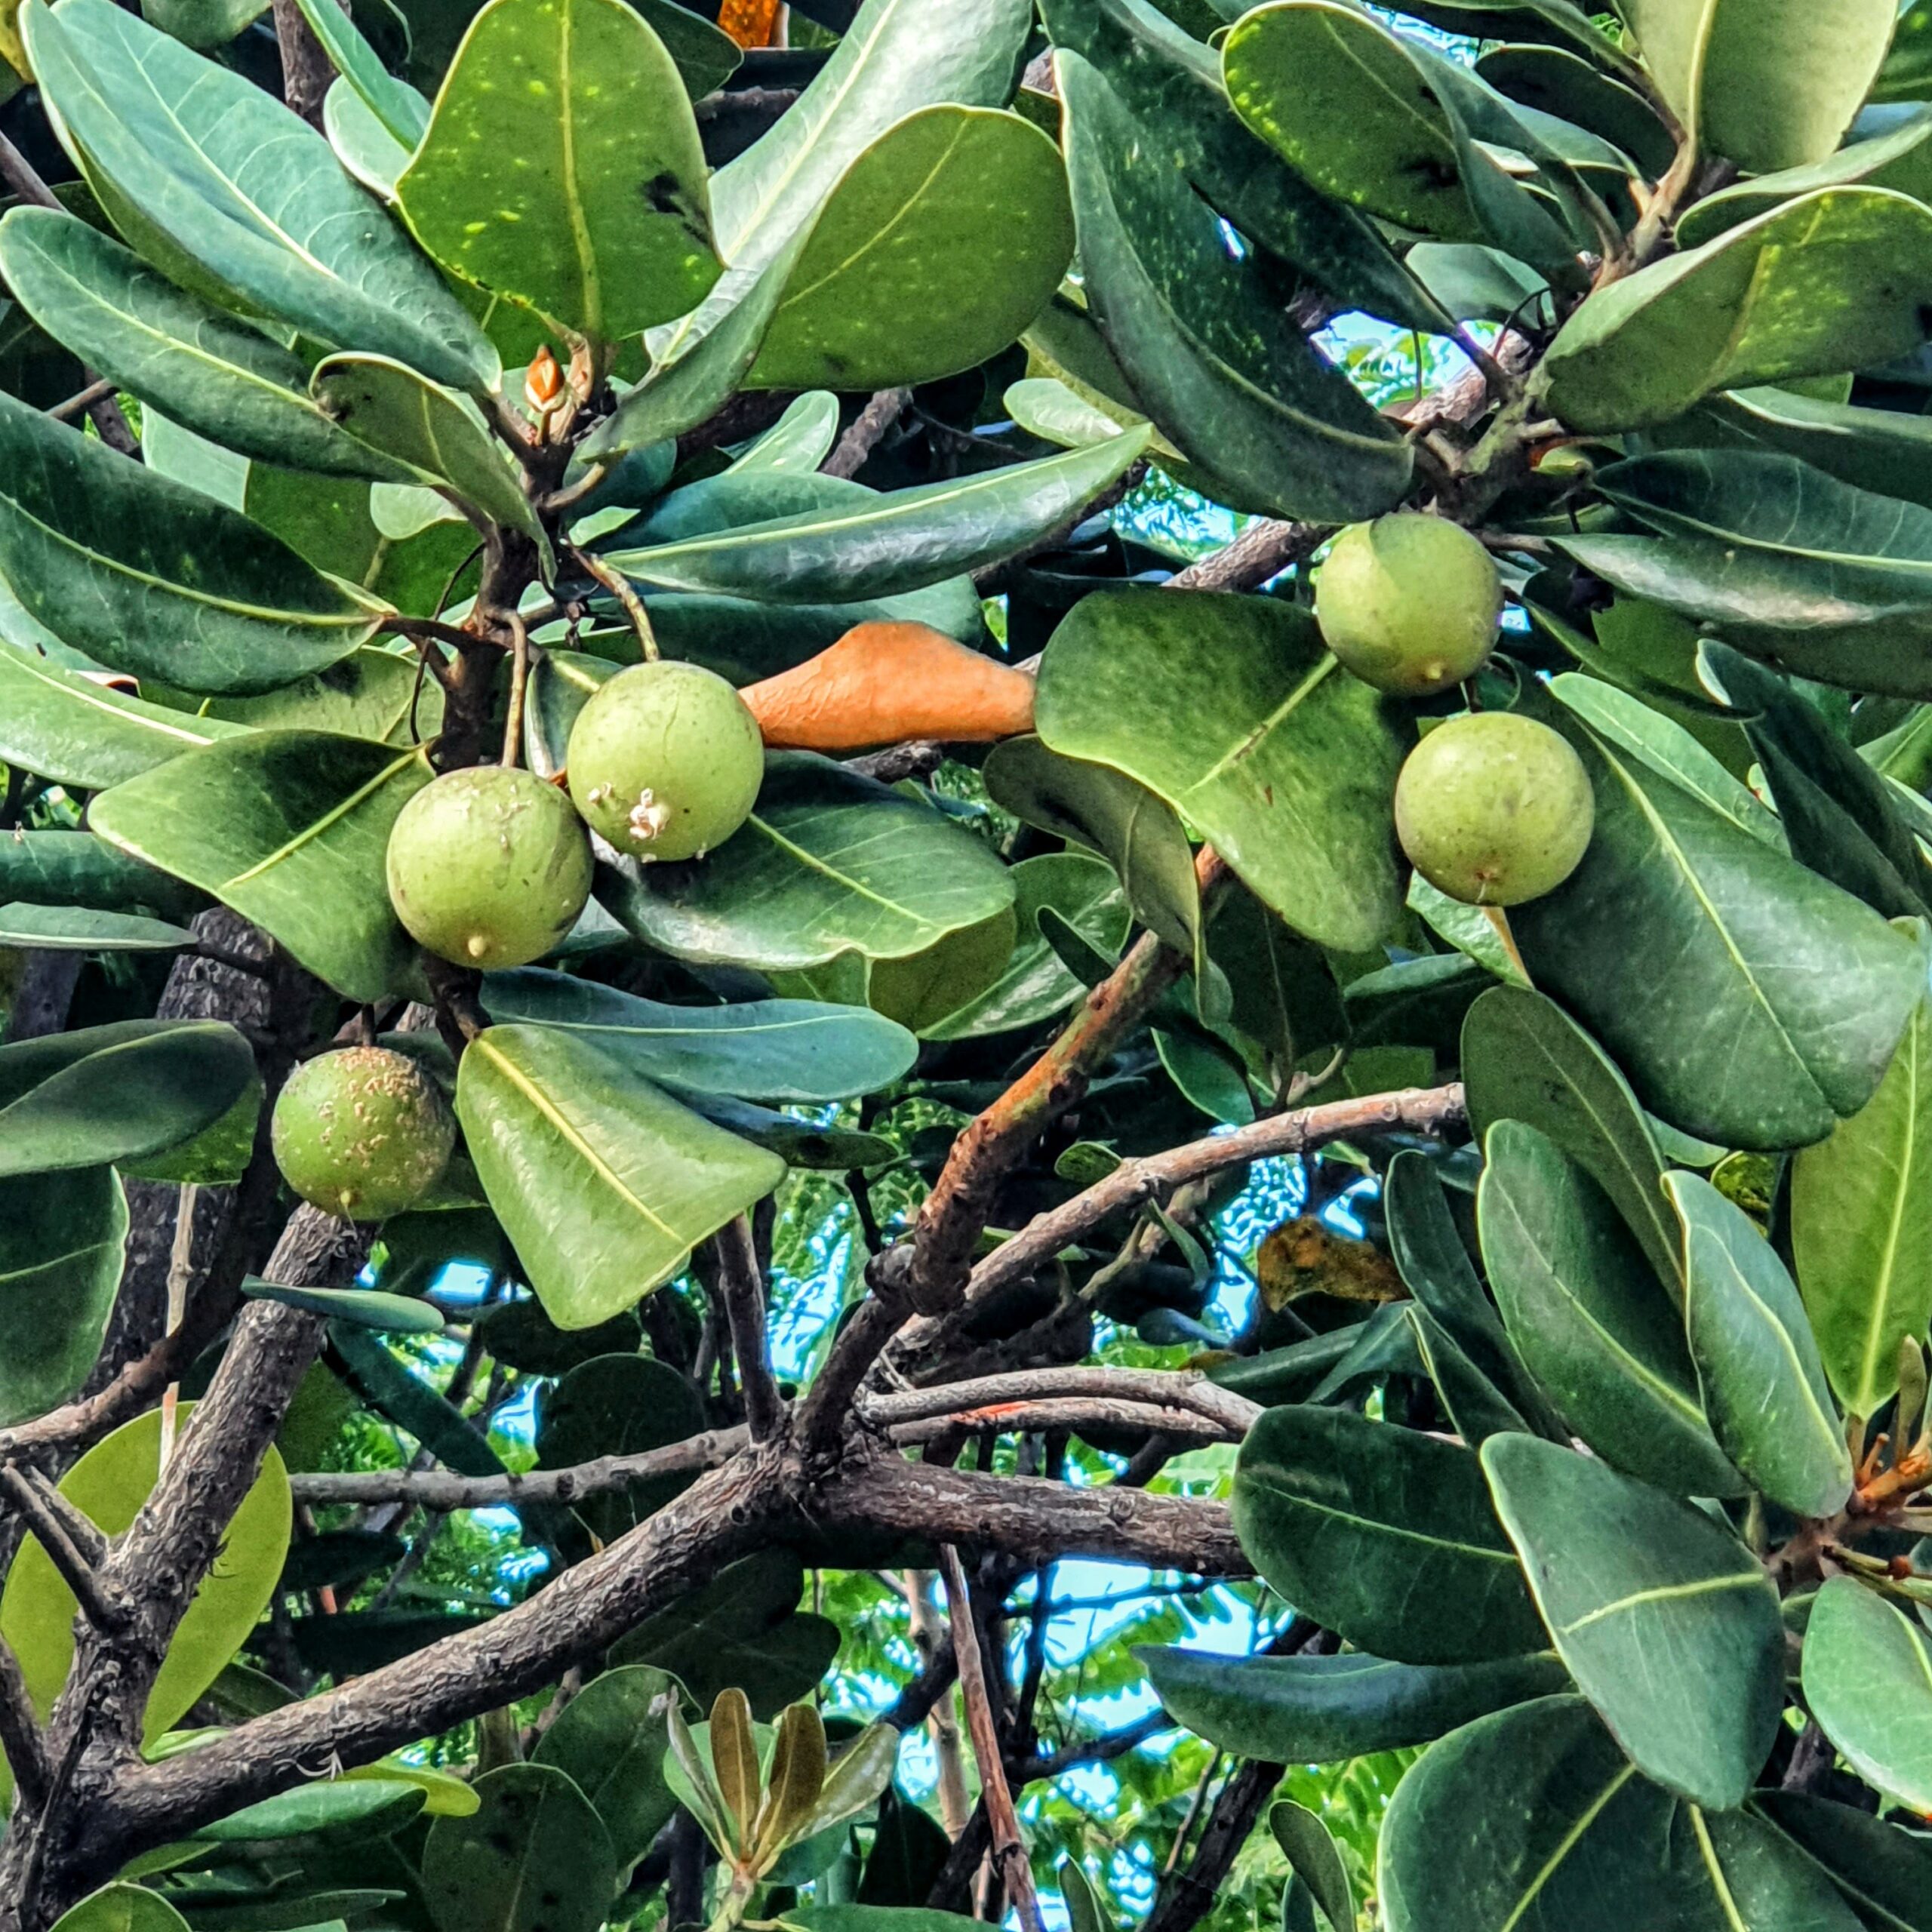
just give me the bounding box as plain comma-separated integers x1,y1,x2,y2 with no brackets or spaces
421,1764,617,1932
1482,1432,1784,1808
291,0,429,146
1138,1642,1569,1762
1269,1801,1351,1932
1478,1120,1743,1497
1669,1170,1853,1518
0,393,386,696
0,1167,126,1429
328,1320,508,1477
90,732,434,1003
24,0,498,392
531,1664,681,1866
1231,1404,1546,1665
0,905,194,952
1060,52,1412,522
1757,1790,1932,1932
534,1353,705,1540
1035,590,1407,952
0,1019,254,1179
243,1280,445,1333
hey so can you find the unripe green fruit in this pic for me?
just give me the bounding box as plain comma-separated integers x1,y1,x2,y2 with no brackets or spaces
1315,514,1503,697
271,1046,454,1221
567,660,765,863
1395,712,1594,907
386,765,592,968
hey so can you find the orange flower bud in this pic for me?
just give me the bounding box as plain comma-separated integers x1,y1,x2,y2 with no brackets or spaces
525,346,562,412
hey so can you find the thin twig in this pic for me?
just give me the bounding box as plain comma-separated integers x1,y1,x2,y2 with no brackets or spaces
499,611,531,768
822,387,912,480
707,1216,784,1441
939,1546,1045,1932
0,1630,47,1812
570,544,658,660
45,377,116,423
0,1466,120,1630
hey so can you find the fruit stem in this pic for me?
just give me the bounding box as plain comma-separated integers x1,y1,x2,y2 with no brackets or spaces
571,544,660,662
500,611,531,768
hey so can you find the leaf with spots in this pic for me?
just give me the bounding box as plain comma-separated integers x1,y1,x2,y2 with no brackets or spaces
421,1762,617,1932
398,0,721,343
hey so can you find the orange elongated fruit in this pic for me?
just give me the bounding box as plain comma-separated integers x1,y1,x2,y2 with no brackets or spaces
741,621,1036,752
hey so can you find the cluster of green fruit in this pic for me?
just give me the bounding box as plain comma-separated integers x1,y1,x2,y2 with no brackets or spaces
270,659,768,1223
1315,514,1594,909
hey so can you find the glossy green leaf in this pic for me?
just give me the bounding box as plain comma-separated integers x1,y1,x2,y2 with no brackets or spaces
325,75,413,198
1793,986,1932,1420
1140,1642,1569,1764
532,1664,681,1866
49,1888,190,1932
456,1023,786,1328
311,354,545,546
1669,1170,1853,1517
1482,1433,1784,1808
243,1279,445,1333
0,1166,125,1429
0,905,194,950
1035,590,1407,953
0,1407,290,1746
481,968,916,1102
1619,0,1894,174
1803,1576,1932,1812
0,209,403,480
1380,1694,1863,1932
23,0,498,392
534,1352,705,1544
921,852,1132,1041
1406,1304,1530,1444
1757,1789,1932,1932
1060,52,1412,523
91,732,433,1003
1568,451,1932,700
1541,190,1932,433
0,648,242,790
732,393,841,477
422,1763,617,1932
1231,1404,1546,1665
155,645,447,747
982,736,1198,962
1038,0,1449,334
749,106,1072,391
1478,1120,1743,1497
291,0,429,147
1509,710,1923,1149
0,1018,254,1178
605,430,1149,602
1222,2,1581,268
1270,1801,1351,1932
657,0,1033,365
1475,42,1675,176
595,755,1015,971
0,832,203,924
331,1319,508,1477
0,394,387,697
398,0,717,342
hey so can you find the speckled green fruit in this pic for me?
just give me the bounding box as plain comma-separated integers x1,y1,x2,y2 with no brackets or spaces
386,765,592,968
272,1047,455,1221
1395,712,1594,906
1315,514,1503,697
566,660,765,863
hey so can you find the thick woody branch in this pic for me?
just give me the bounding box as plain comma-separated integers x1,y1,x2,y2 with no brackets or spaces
0,1631,48,1814
706,1216,783,1441
1166,521,1325,594
968,1082,1468,1305
861,1368,1260,1436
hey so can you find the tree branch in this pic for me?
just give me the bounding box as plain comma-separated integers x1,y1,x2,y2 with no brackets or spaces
706,1216,783,1441
0,1467,119,1633
967,1082,1467,1306
940,1545,1044,1932
0,1629,48,1814
859,1367,1260,1438
1165,521,1325,594
821,387,912,480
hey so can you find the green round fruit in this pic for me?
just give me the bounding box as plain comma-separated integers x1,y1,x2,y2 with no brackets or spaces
566,660,764,863
386,764,592,968
271,1046,454,1221
1394,712,1594,907
1314,513,1503,697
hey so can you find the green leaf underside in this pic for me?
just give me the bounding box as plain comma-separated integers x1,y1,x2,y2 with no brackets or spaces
1035,591,1407,952
1802,1575,1932,1813
1482,1432,1784,1810
595,754,1016,971
0,392,387,697
0,1168,126,1429
90,731,433,1003
455,1023,786,1329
